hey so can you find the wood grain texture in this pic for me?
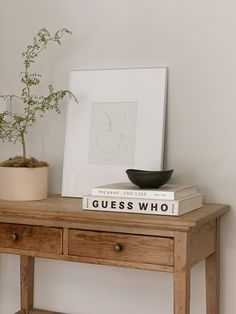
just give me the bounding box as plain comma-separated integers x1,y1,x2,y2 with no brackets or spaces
0,196,229,314
189,220,216,267
63,228,69,255
0,195,230,232
0,213,176,237
69,229,174,266
174,232,191,314
21,256,34,312
0,223,62,254
206,217,220,314
0,246,173,272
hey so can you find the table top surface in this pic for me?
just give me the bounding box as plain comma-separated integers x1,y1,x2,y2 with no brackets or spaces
0,195,229,232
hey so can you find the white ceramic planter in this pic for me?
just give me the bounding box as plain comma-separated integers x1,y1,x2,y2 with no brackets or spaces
0,166,48,201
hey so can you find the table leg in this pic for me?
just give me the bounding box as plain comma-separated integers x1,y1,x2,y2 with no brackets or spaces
206,218,220,314
174,232,191,314
20,256,34,313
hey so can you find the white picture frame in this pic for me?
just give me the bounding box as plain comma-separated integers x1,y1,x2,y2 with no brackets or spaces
62,67,167,197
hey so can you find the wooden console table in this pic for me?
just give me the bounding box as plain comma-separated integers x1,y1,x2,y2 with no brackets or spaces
0,195,229,314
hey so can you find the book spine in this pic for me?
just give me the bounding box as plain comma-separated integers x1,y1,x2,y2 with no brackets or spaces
83,195,181,216
91,188,175,200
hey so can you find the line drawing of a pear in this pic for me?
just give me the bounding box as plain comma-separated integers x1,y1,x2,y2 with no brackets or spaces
96,109,129,161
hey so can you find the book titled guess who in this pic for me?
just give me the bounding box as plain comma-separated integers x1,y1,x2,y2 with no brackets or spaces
83,183,203,216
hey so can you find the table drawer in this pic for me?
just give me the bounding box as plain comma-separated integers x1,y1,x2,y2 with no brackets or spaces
68,230,173,266
0,223,62,254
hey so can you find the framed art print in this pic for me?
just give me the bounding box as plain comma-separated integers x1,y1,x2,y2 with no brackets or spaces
62,67,167,197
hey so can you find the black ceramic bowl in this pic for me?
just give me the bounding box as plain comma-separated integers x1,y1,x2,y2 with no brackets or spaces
126,169,174,189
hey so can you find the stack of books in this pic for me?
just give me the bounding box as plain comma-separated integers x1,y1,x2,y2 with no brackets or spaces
82,182,203,216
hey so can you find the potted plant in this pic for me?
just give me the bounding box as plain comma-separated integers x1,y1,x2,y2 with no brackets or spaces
0,27,77,201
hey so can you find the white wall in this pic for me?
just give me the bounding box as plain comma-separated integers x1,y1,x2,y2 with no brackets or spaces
0,0,235,313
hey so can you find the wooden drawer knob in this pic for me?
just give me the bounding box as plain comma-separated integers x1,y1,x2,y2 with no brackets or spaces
113,243,123,252
11,232,19,241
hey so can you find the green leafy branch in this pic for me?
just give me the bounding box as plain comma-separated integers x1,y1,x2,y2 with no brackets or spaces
0,27,78,159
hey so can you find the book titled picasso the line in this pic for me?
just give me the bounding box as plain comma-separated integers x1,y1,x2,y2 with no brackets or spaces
91,182,198,200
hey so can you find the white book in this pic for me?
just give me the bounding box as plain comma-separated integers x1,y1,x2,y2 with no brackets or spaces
83,193,203,216
91,182,198,200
